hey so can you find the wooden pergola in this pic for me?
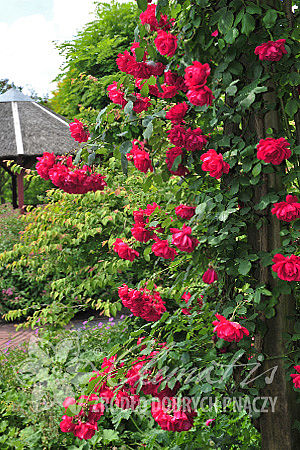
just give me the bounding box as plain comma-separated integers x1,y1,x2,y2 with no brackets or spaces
0,88,76,209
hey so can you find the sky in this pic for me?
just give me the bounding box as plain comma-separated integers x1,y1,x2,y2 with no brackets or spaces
0,0,98,97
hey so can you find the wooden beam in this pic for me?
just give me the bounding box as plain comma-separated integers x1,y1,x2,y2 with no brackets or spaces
17,172,24,211
12,174,18,209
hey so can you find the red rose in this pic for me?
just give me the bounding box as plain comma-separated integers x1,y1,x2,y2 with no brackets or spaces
133,94,152,113
170,224,199,252
256,137,291,165
36,152,56,180
166,147,190,176
167,125,187,147
154,30,177,57
211,30,218,37
255,39,287,62
152,239,178,260
69,119,90,143
127,141,153,173
131,224,153,243
140,4,174,32
213,314,250,343
185,127,208,152
290,365,300,389
187,85,215,106
175,204,196,220
107,82,127,107
272,253,300,281
271,195,300,222
144,202,160,216
151,398,196,432
185,62,211,88
164,71,187,91
145,61,166,77
166,102,188,123
116,51,139,76
113,238,139,261
202,268,218,284
181,292,203,315
200,149,230,179
74,421,98,441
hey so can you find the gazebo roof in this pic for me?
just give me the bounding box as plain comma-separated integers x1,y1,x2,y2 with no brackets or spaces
0,88,76,159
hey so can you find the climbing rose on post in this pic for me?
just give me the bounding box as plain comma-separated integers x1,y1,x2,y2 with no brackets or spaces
254,39,287,61
186,85,215,106
69,119,90,143
272,254,300,281
256,137,291,165
170,224,199,252
152,239,178,260
213,314,250,342
184,62,211,88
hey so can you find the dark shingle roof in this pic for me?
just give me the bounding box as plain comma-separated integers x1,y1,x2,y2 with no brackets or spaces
0,88,77,159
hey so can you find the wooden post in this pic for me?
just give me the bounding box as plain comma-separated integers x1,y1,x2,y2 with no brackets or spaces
12,174,18,209
17,172,24,211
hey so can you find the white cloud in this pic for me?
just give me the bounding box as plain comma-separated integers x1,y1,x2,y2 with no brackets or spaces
0,0,97,97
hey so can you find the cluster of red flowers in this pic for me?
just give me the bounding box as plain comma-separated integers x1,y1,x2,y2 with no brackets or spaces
151,398,196,432
181,292,203,315
256,137,291,165
126,140,153,173
184,61,215,106
60,395,104,440
36,152,107,194
255,39,287,62
69,119,90,143
118,283,166,321
271,195,300,222
175,204,196,220
272,253,300,281
107,81,151,113
213,314,250,343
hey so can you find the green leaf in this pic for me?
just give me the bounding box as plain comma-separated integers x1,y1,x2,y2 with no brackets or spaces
240,92,256,108
263,9,277,28
140,82,149,97
241,13,255,35
252,163,262,177
285,99,299,118
246,3,262,14
119,140,132,155
218,10,234,34
124,101,134,115
171,154,182,171
136,0,148,11
224,28,239,44
219,210,230,222
195,202,206,219
238,260,252,275
135,47,145,62
143,122,153,140
73,149,82,165
103,429,119,443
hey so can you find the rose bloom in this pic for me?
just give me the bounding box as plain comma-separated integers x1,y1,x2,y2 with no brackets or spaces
167,125,187,147
140,4,174,32
202,268,218,284
257,137,291,165
271,195,300,222
166,147,190,176
175,204,196,220
290,365,300,389
170,224,199,252
200,149,230,179
185,62,211,88
187,85,215,106
107,82,127,107
113,238,139,261
69,119,90,143
254,39,287,61
211,30,218,37
185,127,208,152
151,398,196,432
164,71,188,92
205,418,216,426
131,224,153,243
272,254,300,281
152,239,178,260
154,30,177,57
213,314,250,343
36,152,56,180
166,102,188,123
133,94,151,113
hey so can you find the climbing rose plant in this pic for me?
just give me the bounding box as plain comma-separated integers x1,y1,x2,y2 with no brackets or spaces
35,0,299,447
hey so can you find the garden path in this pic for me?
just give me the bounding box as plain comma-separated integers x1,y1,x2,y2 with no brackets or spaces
0,315,125,351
